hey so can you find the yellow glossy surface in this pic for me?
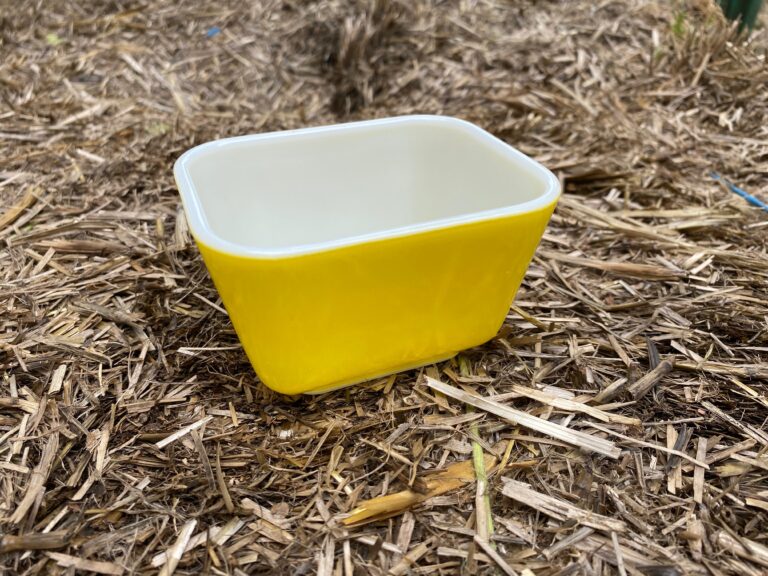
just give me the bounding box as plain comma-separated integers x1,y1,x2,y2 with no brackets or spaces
196,200,557,395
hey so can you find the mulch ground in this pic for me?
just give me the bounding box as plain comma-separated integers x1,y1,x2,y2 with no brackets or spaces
1,1,767,574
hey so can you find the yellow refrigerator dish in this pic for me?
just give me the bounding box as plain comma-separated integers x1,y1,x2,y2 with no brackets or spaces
174,115,560,395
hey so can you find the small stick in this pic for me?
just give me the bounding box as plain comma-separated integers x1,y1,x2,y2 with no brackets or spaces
0,187,38,231
388,537,435,576
215,444,234,513
714,531,768,568
702,401,768,446
473,535,519,576
706,438,756,465
155,416,213,449
150,519,245,567
693,437,707,504
592,377,628,405
393,511,415,563
159,519,197,576
0,531,69,553
10,433,59,524
611,532,628,576
501,478,626,532
542,527,594,560
509,304,549,330
627,359,674,400
666,425,679,495
512,384,640,425
646,337,660,369
588,423,709,469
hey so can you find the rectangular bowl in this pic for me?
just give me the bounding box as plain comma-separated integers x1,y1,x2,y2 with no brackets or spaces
174,115,560,395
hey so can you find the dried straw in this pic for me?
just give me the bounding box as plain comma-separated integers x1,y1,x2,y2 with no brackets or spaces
2,0,767,574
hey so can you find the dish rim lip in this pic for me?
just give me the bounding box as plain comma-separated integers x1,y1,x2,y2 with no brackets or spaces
173,114,561,259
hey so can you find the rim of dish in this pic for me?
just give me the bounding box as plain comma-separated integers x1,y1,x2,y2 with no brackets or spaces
173,114,561,259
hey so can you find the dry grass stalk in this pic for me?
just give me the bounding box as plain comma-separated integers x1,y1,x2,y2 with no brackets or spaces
500,478,627,533
589,422,709,469
0,531,69,554
538,249,684,280
627,359,675,399
155,415,213,449
150,519,245,567
158,520,197,576
510,384,640,425
9,432,58,524
610,531,628,576
591,377,630,405
0,187,39,230
46,552,124,575
702,401,768,446
714,531,768,568
473,535,519,576
542,526,594,560
693,437,708,504
425,377,621,458
387,537,435,576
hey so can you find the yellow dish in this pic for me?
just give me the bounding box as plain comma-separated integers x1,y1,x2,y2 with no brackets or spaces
174,116,559,395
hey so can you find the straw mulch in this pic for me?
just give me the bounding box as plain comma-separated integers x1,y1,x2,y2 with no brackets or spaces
2,1,767,574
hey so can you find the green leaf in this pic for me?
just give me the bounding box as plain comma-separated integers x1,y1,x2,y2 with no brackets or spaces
147,122,170,136
671,11,686,38
45,33,63,46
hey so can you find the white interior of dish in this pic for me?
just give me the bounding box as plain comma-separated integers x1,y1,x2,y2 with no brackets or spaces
174,115,560,257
